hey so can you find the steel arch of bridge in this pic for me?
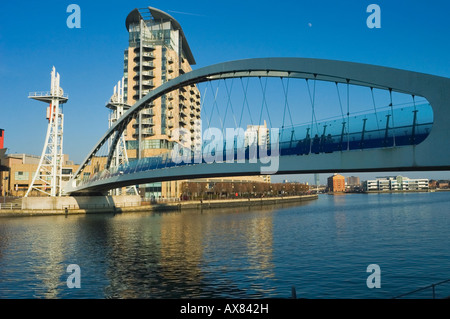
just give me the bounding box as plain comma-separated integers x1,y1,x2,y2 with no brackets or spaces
66,57,450,194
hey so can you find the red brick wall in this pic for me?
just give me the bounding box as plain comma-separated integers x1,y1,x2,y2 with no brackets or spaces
0,129,4,149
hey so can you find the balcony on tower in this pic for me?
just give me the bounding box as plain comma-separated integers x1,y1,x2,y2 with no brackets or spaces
179,116,187,125
133,118,154,128
133,127,155,138
140,107,154,117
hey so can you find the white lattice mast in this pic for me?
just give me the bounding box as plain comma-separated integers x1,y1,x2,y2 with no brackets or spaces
106,78,137,195
25,67,68,197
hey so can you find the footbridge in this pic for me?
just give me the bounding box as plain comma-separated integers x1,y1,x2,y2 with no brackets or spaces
64,58,450,195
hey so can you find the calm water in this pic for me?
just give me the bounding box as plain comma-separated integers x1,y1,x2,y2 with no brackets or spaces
0,192,449,299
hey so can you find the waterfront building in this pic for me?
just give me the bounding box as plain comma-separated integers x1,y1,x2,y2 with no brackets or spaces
401,177,429,191
122,7,201,199
0,153,78,197
327,174,346,192
121,7,270,199
244,121,271,183
245,121,270,147
124,7,201,157
0,129,109,197
362,176,429,192
437,180,449,189
347,176,360,186
180,179,309,200
364,179,379,192
345,175,362,192
363,177,398,191
390,178,400,190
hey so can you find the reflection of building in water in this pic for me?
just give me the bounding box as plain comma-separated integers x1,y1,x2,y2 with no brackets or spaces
103,214,163,298
158,207,276,296
334,211,347,238
159,212,203,290
29,217,81,298
244,214,274,280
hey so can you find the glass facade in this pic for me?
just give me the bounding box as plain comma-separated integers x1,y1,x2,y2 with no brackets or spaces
128,21,178,54
143,182,162,199
123,50,128,101
126,139,174,150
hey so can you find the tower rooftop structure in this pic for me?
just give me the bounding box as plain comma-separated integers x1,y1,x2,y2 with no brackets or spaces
106,78,131,111
28,67,68,104
125,7,196,65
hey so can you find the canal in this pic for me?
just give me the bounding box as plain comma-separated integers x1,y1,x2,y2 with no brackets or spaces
0,192,449,299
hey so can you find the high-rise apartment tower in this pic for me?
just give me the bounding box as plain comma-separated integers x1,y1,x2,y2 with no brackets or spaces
124,7,202,198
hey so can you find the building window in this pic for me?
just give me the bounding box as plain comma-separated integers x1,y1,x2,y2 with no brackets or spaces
62,168,73,175
126,140,139,150
142,139,162,149
127,139,173,151
15,171,29,181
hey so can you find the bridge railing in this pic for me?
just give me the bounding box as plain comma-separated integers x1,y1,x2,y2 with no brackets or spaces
278,103,432,153
0,203,16,210
75,104,433,189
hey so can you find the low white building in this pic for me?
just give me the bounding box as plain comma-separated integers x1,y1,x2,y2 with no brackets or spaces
364,180,379,191
401,178,429,190
363,176,429,192
245,120,270,147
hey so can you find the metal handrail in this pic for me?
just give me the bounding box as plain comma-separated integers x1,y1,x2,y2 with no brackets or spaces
28,91,69,98
0,203,15,210
393,278,450,299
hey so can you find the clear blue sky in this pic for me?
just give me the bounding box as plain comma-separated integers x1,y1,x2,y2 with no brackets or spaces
1,0,449,184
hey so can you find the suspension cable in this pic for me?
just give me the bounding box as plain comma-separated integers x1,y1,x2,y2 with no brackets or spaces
335,82,345,121
411,94,418,142
370,87,381,135
346,79,350,151
389,88,396,146
281,77,295,138
258,76,273,128
306,77,319,135
200,84,210,130
239,77,253,128
223,78,238,130
208,80,223,131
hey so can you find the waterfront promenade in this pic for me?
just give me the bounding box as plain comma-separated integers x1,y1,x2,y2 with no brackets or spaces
0,194,318,217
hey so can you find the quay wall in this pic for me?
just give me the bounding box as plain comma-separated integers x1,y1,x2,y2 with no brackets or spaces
0,195,318,217
21,195,142,210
